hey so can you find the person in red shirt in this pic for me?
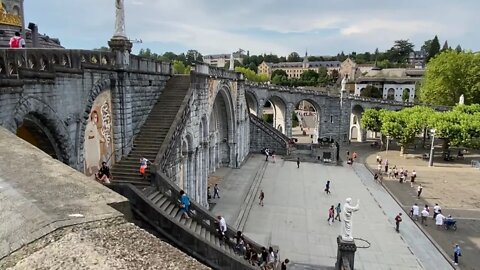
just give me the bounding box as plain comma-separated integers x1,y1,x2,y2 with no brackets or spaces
395,213,402,232
9,32,26,48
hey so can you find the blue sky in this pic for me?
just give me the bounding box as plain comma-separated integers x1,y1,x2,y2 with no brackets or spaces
25,0,480,56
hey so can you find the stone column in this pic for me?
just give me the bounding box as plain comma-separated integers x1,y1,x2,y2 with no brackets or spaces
336,236,357,270
285,102,294,138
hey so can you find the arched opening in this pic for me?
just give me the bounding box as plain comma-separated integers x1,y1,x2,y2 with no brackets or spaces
402,88,411,102
209,88,234,168
350,104,365,142
16,113,63,161
387,88,395,100
245,92,259,116
292,99,320,143
262,96,286,135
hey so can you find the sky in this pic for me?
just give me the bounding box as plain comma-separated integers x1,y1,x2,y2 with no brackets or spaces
25,0,480,57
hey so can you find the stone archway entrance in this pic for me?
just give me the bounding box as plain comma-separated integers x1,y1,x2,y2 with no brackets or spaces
350,104,365,142
245,92,259,116
292,99,320,144
262,96,286,135
16,113,64,161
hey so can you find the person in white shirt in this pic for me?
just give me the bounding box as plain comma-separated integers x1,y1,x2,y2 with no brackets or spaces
411,203,420,221
435,210,446,227
433,203,441,219
217,215,227,239
421,208,429,225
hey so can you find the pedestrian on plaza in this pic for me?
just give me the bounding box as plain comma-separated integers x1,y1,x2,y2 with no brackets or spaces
421,207,429,225
433,203,441,219
9,31,25,48
265,148,270,161
296,157,300,168
328,205,335,225
393,167,399,179
374,173,379,183
410,170,417,187
384,159,389,173
395,213,402,232
259,190,265,206
213,183,220,199
179,190,191,219
388,168,395,179
453,244,461,266
352,151,358,159
377,163,382,173
411,203,420,221
325,180,331,195
435,210,445,228
281,258,290,270
417,184,423,198
335,203,342,221
376,154,381,164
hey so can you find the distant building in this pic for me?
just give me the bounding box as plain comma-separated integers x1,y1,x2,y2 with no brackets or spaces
203,50,247,68
354,68,424,102
408,50,426,69
258,53,341,79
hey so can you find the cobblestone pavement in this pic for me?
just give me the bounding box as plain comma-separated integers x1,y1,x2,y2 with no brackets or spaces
0,218,210,270
346,140,480,270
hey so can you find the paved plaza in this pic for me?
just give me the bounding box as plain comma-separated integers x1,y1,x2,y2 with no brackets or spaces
211,154,453,270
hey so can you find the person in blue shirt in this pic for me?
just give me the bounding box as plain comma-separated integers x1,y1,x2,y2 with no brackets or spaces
453,244,461,265
180,190,191,219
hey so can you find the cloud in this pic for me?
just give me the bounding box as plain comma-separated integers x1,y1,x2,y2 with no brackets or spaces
24,0,480,56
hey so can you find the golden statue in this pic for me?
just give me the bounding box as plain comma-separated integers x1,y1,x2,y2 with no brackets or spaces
0,0,22,27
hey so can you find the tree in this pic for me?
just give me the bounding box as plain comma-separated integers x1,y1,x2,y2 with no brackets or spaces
360,85,382,98
185,50,203,65
300,69,319,82
287,52,302,62
361,109,384,133
329,69,340,83
420,51,480,105
263,54,280,63
172,60,190,74
455,45,462,53
441,40,449,52
387,39,414,63
235,67,268,82
271,69,288,79
427,35,440,62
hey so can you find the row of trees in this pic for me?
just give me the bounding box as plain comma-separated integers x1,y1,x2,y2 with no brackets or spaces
361,105,480,155
269,68,338,87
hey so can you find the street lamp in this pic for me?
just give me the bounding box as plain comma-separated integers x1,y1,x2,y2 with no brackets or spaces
386,135,390,155
428,129,436,167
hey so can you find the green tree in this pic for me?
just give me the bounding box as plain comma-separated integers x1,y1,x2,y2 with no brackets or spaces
427,35,441,62
300,69,319,82
420,51,480,105
271,69,288,79
287,52,302,62
387,39,414,63
185,49,203,65
441,40,450,52
235,67,268,82
263,54,280,63
380,108,425,155
455,45,462,53
172,60,190,74
360,85,382,98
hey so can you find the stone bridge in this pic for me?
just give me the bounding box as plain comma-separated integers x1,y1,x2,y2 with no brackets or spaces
245,82,417,143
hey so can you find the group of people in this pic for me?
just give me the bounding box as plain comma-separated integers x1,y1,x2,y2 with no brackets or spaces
93,156,153,184
233,232,288,270
263,148,276,163
346,150,358,165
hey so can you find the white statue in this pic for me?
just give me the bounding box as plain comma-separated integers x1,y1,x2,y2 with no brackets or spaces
341,75,347,92
459,94,465,105
229,53,235,71
114,0,127,38
341,198,360,241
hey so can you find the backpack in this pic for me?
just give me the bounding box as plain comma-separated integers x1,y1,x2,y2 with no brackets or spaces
10,37,21,48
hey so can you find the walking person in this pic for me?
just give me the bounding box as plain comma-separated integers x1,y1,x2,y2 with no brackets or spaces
216,215,227,240
335,203,342,221
213,183,220,199
435,210,445,228
410,169,417,187
384,159,389,173
259,190,265,206
411,203,420,221
417,184,423,198
453,244,461,266
325,180,331,195
9,31,26,48
296,157,300,168
352,151,358,160
395,213,402,232
179,190,191,219
421,207,429,225
281,259,290,270
327,205,335,225
433,203,441,220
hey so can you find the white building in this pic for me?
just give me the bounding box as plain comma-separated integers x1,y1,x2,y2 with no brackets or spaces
203,51,246,68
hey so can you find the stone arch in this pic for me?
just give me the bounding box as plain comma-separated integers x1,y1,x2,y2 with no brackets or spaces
263,95,287,135
7,96,72,164
402,88,411,102
78,77,115,172
208,82,236,168
350,104,365,142
387,88,395,100
292,98,321,143
245,91,259,116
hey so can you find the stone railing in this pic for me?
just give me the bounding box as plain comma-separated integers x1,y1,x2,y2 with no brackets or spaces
155,76,194,173
346,94,414,106
245,81,337,97
249,113,290,152
151,170,264,266
192,62,243,80
0,49,172,77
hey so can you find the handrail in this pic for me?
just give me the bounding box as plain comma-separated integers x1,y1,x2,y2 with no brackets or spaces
151,169,265,257
154,75,194,173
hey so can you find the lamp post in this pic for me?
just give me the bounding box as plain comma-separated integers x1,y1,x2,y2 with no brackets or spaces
428,129,436,167
386,135,390,155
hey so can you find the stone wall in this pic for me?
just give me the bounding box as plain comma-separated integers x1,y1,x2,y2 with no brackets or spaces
249,120,288,155
0,49,171,171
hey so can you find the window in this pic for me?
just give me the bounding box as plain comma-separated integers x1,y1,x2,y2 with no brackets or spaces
330,115,334,123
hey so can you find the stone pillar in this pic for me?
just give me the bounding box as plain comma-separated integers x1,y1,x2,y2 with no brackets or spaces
285,102,294,138
336,236,357,270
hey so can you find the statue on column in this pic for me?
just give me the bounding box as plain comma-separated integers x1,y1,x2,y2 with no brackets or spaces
341,198,360,241
229,53,235,71
459,94,465,105
341,74,348,92
114,0,127,38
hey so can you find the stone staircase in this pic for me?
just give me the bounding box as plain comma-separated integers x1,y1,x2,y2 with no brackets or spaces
111,76,191,186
